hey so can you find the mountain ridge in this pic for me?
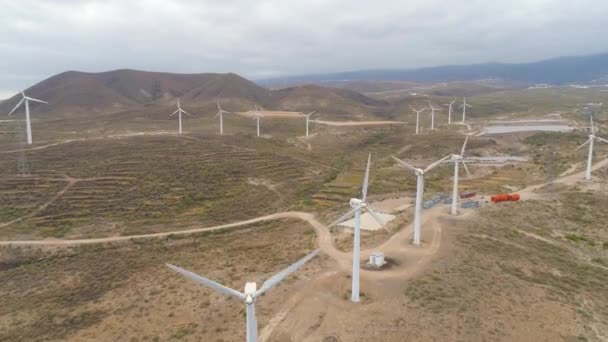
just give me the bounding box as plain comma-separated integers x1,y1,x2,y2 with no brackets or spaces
258,52,608,86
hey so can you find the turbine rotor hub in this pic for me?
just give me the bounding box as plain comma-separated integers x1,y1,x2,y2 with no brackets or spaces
349,198,365,208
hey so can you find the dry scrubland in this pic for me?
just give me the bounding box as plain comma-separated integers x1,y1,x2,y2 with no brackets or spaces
401,188,608,341
0,135,332,239
1,87,608,341
0,219,321,341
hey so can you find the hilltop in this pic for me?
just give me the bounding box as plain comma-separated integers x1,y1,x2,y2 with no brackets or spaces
0,70,387,120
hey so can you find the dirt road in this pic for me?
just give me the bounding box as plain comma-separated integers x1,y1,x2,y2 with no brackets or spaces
311,120,405,126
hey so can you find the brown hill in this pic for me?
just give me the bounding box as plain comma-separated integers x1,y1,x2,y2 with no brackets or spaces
0,70,389,120
0,70,272,117
270,85,387,119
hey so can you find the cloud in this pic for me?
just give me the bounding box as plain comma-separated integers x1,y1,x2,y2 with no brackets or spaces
1,0,608,96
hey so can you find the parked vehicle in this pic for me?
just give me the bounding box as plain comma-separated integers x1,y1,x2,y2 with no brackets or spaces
460,191,476,199
462,200,480,209
491,193,520,203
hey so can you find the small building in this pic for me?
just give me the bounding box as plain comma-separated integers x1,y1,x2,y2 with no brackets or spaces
368,252,386,268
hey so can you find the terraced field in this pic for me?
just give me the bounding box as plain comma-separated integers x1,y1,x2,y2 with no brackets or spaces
0,135,332,239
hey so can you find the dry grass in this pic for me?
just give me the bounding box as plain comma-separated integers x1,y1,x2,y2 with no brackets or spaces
0,218,320,341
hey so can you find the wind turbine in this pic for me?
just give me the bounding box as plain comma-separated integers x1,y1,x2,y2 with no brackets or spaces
8,91,47,145
409,105,427,135
253,106,264,137
449,137,471,215
578,116,608,180
460,97,472,122
428,102,443,130
305,111,316,137
170,98,191,135
330,154,385,303
443,99,456,125
167,248,320,342
392,154,451,246
216,99,231,135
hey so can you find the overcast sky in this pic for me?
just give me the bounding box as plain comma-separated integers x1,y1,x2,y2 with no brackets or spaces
2,0,608,99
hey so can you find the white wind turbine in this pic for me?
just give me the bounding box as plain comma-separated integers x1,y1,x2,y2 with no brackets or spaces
460,97,472,122
409,105,427,135
254,106,264,137
170,98,191,135
167,248,320,342
449,137,471,215
216,99,230,135
392,154,451,245
428,102,443,130
304,111,316,137
443,99,456,125
330,154,386,303
8,91,48,145
578,116,608,180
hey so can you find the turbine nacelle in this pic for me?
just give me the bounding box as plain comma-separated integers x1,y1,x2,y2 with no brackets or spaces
349,198,366,208
244,282,257,304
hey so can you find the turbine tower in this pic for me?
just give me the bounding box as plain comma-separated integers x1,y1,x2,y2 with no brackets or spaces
578,116,608,180
8,91,48,145
330,154,385,303
450,137,471,215
460,97,472,122
392,154,451,245
409,105,427,135
305,111,316,137
170,98,191,135
428,102,443,130
254,106,264,137
216,99,230,135
443,99,456,125
167,248,320,342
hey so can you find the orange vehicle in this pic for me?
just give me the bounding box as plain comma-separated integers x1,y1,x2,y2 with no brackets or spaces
491,193,520,203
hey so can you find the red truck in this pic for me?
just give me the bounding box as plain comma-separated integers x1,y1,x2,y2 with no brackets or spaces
491,193,520,203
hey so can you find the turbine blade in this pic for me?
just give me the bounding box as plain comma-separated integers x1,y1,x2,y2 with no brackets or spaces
577,139,591,150
596,136,608,144
462,161,472,177
8,98,25,115
361,154,371,202
392,156,418,172
306,111,316,117
460,136,469,156
590,116,595,134
166,264,246,301
424,154,452,173
216,99,221,111
329,207,359,228
170,109,179,116
182,110,192,117
25,97,48,104
365,206,386,230
255,249,320,297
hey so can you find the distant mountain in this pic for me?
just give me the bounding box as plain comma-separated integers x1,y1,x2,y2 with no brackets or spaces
259,52,608,86
0,69,272,116
0,69,385,119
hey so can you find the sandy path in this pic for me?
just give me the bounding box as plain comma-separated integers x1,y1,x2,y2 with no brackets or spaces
311,120,405,126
